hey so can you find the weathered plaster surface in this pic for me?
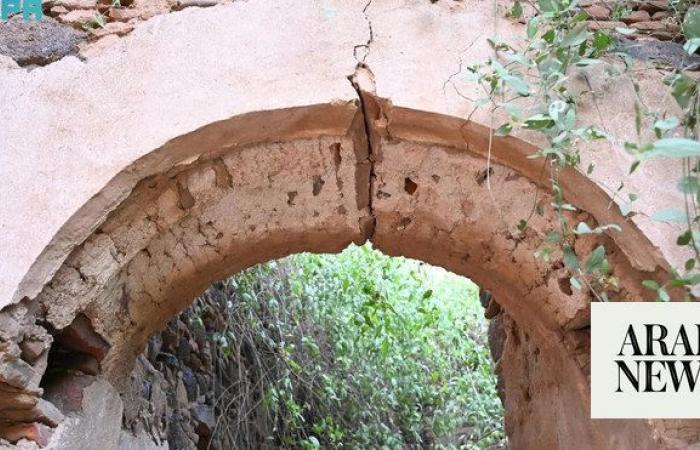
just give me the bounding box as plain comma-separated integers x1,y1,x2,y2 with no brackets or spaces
364,0,686,271
0,0,366,306
0,0,685,309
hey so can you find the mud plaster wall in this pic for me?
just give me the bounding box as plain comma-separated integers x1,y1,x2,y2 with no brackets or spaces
0,89,697,449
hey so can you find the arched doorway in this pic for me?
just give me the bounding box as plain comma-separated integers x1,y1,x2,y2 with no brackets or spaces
0,81,670,448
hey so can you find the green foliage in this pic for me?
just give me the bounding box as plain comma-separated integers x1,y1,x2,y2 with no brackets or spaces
634,13,700,299
225,244,505,449
81,12,106,31
468,0,619,300
609,3,632,21
469,0,700,301
683,7,700,40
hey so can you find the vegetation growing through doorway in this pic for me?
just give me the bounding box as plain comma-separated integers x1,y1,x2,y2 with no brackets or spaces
470,0,700,301
206,244,505,449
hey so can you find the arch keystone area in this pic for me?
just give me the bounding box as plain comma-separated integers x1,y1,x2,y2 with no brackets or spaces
0,0,695,449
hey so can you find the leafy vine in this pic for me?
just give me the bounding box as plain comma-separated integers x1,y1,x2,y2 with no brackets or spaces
469,0,700,301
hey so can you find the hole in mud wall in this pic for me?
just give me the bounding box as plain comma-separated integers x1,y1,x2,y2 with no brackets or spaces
312,176,325,196
0,311,113,448
286,191,298,206
558,277,573,296
330,143,342,167
404,177,418,195
119,244,508,450
475,168,494,186
41,314,110,414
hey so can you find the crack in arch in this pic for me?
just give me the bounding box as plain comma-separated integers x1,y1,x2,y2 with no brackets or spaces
0,87,681,449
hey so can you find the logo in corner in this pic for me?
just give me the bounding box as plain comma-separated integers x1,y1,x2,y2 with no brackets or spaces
592,302,700,419
1,0,43,21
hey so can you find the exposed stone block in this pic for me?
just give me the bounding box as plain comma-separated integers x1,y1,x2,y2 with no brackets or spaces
623,10,651,24
44,374,95,413
0,354,36,390
18,341,45,364
55,314,110,362
632,20,670,31
56,9,96,27
2,399,64,427
0,388,39,412
0,422,53,448
191,404,215,437
584,5,610,20
638,0,669,13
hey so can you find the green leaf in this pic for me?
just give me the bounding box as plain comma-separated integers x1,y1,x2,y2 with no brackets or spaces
592,31,613,53
658,288,670,302
510,0,523,18
683,7,700,40
669,73,697,108
487,37,512,51
306,436,321,449
495,123,513,136
561,23,590,47
570,277,582,290
552,131,570,146
678,230,693,245
585,245,606,273
527,17,539,38
548,100,567,121
503,74,531,96
638,138,700,160
563,244,579,271
615,27,637,35
620,202,632,216
503,102,522,120
651,208,687,223
547,231,562,243
574,58,601,67
684,37,700,55
539,0,560,13
560,108,576,131
669,277,692,287
642,280,660,291
503,51,533,66
381,339,390,357
653,116,679,132
535,246,554,261
629,160,640,174
686,258,696,271
678,176,700,194
577,126,609,140
523,114,555,130
575,222,593,234
542,29,556,43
